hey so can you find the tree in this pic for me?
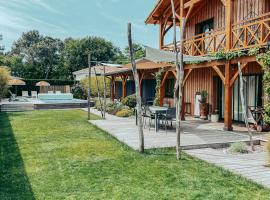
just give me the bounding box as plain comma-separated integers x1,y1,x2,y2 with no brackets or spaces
63,36,121,77
0,67,10,102
128,23,144,153
170,0,186,160
124,43,145,61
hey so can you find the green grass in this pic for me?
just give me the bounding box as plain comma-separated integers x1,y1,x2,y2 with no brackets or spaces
1,110,270,200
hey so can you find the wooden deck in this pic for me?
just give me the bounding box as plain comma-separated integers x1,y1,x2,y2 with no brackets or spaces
187,148,270,188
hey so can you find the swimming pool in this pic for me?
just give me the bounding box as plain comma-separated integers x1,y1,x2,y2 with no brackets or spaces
38,93,74,101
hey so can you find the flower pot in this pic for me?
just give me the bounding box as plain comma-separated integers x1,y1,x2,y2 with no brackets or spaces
211,114,219,122
200,103,208,120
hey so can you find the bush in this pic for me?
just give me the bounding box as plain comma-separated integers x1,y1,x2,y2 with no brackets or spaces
122,94,137,108
0,67,10,101
229,142,249,154
71,84,86,99
115,108,134,118
81,77,110,97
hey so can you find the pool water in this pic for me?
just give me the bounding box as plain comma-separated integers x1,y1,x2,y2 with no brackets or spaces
40,99,87,104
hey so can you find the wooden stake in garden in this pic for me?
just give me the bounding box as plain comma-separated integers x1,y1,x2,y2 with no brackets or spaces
127,23,144,153
103,65,107,119
170,0,186,160
88,53,91,120
238,62,255,151
93,66,105,118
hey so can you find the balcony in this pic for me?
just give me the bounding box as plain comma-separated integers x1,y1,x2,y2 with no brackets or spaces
164,12,270,56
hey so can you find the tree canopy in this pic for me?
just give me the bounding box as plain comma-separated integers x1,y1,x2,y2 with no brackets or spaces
2,30,146,80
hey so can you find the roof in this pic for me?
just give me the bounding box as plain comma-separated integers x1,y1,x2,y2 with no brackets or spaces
145,0,177,24
73,65,124,76
122,58,172,70
105,58,173,76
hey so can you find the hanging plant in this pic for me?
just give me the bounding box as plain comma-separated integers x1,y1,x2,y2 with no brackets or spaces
153,68,165,106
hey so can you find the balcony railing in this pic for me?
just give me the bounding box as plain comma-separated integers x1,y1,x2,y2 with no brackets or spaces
163,12,270,56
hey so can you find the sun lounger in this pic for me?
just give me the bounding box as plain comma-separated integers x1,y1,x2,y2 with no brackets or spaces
22,91,29,98
55,91,61,94
31,91,38,98
48,91,54,94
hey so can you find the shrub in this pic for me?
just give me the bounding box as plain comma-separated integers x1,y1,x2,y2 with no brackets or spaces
229,142,249,154
115,108,133,118
71,84,86,99
81,77,110,97
122,94,137,108
0,67,10,101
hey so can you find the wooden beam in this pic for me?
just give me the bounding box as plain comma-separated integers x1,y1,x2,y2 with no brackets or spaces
182,69,193,86
111,76,115,101
230,62,248,87
172,70,177,78
225,0,233,50
161,71,170,87
139,72,145,85
220,0,227,6
184,0,202,9
212,65,225,84
121,75,127,99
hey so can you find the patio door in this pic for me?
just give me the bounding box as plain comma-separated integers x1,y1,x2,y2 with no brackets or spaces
217,74,262,122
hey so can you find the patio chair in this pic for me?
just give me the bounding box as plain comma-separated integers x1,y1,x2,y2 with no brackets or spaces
142,106,155,130
161,107,176,133
55,91,61,94
22,91,29,98
31,91,38,98
48,91,54,94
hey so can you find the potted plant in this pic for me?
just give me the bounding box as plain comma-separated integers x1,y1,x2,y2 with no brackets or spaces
211,109,219,122
199,90,208,120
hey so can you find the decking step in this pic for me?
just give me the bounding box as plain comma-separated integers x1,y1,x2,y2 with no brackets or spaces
1,104,34,112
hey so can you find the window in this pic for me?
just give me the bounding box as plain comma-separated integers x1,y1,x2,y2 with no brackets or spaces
196,19,214,35
165,79,174,98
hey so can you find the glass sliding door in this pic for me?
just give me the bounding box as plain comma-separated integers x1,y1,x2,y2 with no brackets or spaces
218,74,262,122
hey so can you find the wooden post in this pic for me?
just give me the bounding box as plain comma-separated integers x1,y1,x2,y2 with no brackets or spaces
111,76,115,102
159,18,164,49
225,0,233,51
224,62,233,131
160,83,165,106
128,23,144,153
93,66,104,118
87,53,91,120
121,75,127,99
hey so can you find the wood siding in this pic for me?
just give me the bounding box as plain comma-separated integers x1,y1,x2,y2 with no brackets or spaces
185,0,269,39
183,62,263,116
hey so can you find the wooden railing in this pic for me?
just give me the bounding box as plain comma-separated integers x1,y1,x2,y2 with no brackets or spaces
231,12,270,51
163,12,270,56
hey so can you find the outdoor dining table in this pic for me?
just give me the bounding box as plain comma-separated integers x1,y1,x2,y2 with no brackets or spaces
135,106,168,132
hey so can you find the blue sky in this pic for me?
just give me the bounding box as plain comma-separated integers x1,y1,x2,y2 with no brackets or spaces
0,0,161,51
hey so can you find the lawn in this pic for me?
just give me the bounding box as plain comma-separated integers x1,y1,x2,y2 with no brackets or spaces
1,110,270,200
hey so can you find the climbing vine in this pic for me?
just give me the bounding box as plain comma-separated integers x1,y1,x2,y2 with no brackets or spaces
257,51,270,123
154,68,165,106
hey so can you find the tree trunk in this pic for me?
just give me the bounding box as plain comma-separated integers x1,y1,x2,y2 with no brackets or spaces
127,23,144,153
238,62,255,151
171,0,186,160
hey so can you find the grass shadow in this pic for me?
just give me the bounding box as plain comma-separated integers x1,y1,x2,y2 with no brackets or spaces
0,112,35,200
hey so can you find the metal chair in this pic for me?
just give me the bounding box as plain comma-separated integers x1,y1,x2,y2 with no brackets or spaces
161,107,176,133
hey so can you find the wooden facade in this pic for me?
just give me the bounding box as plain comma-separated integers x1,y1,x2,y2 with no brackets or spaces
143,0,270,130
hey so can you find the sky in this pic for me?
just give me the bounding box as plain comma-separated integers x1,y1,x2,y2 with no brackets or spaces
0,0,161,51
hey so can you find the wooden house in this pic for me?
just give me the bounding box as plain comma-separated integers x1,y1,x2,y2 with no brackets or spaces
108,0,270,131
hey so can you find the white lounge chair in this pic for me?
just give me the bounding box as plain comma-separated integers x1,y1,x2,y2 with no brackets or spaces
31,91,38,98
22,91,29,98
48,91,54,94
55,91,61,94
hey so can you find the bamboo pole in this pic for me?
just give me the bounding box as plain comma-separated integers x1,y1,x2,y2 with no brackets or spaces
103,65,107,119
171,0,186,160
93,66,104,118
238,62,255,151
128,23,144,153
88,54,91,120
